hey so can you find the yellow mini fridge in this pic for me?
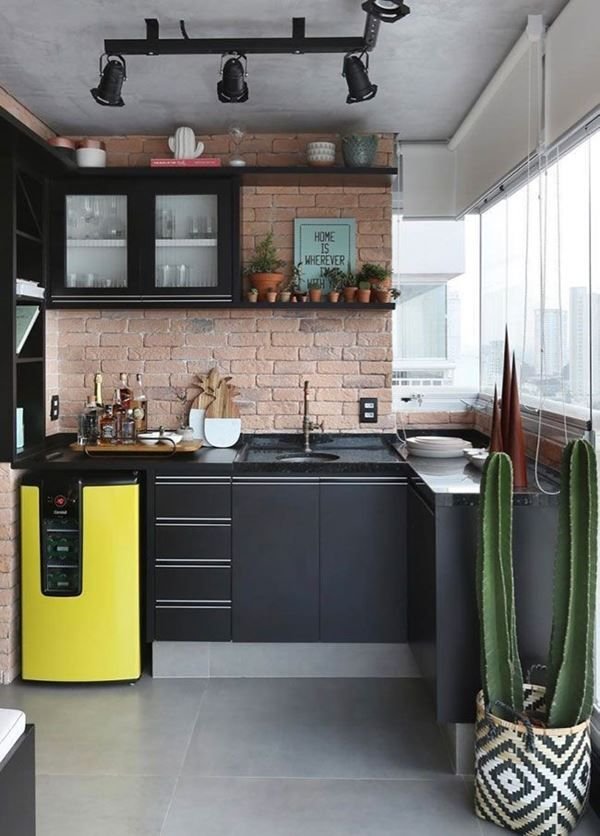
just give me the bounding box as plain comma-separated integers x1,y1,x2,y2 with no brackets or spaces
21,473,141,682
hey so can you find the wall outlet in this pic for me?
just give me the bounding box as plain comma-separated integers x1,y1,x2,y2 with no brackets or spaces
359,397,378,423
50,395,60,421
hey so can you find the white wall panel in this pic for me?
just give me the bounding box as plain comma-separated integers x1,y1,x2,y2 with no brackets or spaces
400,143,456,219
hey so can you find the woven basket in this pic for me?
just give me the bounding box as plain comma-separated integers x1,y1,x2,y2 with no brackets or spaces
474,686,591,835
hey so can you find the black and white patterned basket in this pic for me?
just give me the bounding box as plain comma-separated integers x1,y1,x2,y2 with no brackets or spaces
474,686,591,835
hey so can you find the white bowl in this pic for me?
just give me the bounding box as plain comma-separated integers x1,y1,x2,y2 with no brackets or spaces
76,147,107,167
203,418,241,448
306,142,336,167
137,433,160,446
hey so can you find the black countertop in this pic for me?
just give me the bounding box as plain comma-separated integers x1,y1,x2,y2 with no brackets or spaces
14,431,561,506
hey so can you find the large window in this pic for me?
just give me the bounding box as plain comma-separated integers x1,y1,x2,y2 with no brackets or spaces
480,138,595,420
392,215,480,401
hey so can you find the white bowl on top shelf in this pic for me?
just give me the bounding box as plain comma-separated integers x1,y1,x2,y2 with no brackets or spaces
75,147,107,167
306,141,336,167
203,418,241,448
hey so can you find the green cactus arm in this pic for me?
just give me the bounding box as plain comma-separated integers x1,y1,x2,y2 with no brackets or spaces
545,441,575,713
478,453,523,715
548,440,598,727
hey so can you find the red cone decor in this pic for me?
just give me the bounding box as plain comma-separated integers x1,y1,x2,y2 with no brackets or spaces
506,352,528,489
500,327,512,450
489,385,503,453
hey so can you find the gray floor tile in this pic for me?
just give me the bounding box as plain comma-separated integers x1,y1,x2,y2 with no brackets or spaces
183,678,452,780
0,676,207,776
37,775,175,836
162,776,483,836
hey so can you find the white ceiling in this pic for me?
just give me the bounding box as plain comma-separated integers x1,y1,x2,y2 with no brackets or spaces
0,0,568,139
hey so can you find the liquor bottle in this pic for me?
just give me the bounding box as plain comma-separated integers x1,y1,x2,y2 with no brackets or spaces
93,372,103,407
119,372,132,410
112,388,126,442
131,373,148,433
99,405,115,444
77,396,100,445
121,409,136,444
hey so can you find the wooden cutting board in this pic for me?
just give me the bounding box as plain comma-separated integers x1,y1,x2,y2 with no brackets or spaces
70,440,203,455
191,367,240,419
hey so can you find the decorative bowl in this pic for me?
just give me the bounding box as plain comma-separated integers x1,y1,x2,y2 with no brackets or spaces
137,432,160,446
342,134,378,168
76,147,107,168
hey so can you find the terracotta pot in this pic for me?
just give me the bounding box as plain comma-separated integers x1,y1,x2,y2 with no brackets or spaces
357,288,372,303
295,292,308,303
266,291,278,303
247,292,258,303
309,288,322,303
328,291,340,303
249,272,284,301
343,286,357,303
279,291,291,303
375,289,392,303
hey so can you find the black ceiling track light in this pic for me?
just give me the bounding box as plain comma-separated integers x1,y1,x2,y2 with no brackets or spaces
217,53,249,103
91,8,410,107
343,51,378,104
361,0,411,24
90,54,127,107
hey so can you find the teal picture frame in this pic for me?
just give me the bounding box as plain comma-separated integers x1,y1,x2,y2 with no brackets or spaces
294,218,356,291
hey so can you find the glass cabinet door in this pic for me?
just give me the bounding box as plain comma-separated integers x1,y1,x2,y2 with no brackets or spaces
154,194,220,293
65,194,128,291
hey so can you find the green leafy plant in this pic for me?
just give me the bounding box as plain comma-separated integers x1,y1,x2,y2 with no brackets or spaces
244,232,286,275
343,269,357,288
358,281,372,291
356,262,389,283
477,452,524,718
546,440,598,727
389,287,400,300
248,287,258,296
322,267,346,292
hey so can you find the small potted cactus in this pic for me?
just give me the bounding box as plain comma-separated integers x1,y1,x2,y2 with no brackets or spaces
322,267,344,303
247,287,258,303
342,270,357,303
356,281,372,303
266,288,278,303
308,279,323,303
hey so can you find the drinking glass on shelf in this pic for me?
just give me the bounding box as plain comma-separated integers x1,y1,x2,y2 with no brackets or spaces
157,264,174,287
85,272,99,287
206,216,216,238
177,264,190,287
66,272,78,287
188,216,201,238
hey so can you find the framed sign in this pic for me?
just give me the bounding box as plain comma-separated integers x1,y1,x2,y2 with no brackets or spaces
294,218,356,290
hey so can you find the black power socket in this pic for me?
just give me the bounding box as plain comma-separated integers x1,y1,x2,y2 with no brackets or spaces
359,397,378,423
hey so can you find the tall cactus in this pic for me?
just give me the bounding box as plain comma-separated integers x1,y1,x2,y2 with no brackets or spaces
477,452,524,716
547,440,598,728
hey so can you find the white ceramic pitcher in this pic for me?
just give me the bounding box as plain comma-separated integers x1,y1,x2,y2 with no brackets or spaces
168,127,204,160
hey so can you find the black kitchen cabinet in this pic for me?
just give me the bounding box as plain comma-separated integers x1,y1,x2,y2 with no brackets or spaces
319,476,407,642
232,477,320,642
48,176,240,306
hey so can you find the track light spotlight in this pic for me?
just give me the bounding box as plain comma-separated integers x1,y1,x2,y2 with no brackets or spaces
361,0,410,23
343,52,377,104
91,54,127,107
217,53,249,103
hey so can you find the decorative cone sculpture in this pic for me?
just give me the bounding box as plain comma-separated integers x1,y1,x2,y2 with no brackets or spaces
489,385,503,452
500,328,512,450
506,353,528,489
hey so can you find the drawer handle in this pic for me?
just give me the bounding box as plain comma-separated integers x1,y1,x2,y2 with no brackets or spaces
156,522,231,528
157,564,230,570
157,599,232,604
156,604,231,610
156,558,231,565
156,516,231,522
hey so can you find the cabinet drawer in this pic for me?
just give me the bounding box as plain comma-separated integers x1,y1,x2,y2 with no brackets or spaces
156,565,231,602
155,477,231,520
155,605,231,641
155,523,231,561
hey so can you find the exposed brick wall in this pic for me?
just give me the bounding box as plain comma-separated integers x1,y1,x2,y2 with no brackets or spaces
0,464,21,684
53,309,394,434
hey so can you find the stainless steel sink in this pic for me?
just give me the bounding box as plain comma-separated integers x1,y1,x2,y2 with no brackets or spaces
277,452,340,463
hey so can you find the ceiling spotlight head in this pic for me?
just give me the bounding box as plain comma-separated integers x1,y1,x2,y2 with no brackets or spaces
361,0,410,23
91,54,126,107
217,53,249,103
343,53,377,104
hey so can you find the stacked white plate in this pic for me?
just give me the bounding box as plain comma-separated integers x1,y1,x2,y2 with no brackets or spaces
465,448,489,471
406,435,472,459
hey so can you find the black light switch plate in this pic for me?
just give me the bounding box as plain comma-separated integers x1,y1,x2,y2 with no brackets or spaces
359,397,378,423
50,395,59,421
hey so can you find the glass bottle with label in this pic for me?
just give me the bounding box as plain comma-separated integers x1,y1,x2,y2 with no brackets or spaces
99,405,115,444
119,372,132,410
120,409,136,444
131,373,148,433
78,396,100,445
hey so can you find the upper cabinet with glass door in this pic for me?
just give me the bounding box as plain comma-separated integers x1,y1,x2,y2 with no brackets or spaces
146,182,234,302
66,194,128,292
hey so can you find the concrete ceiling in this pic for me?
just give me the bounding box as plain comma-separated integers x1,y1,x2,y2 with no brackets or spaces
0,0,568,139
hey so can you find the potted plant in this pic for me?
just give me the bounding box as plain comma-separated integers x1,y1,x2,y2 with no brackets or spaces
357,281,372,303
374,286,400,304
342,270,357,303
322,267,344,303
308,280,323,303
291,262,308,303
278,274,294,303
243,232,286,301
247,287,258,303
474,443,597,835
357,262,391,294
266,289,278,303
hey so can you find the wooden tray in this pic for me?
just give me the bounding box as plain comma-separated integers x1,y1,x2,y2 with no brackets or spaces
70,440,203,456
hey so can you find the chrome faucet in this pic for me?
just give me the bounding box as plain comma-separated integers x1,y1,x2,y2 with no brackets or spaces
302,380,324,453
